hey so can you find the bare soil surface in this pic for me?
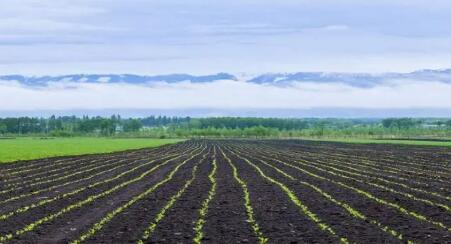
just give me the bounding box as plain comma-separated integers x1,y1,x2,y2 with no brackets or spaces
0,139,449,243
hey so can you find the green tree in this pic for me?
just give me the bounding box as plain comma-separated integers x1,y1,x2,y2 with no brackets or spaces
0,122,6,134
123,119,142,132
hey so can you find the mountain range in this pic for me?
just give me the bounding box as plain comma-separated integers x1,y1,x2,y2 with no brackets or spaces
248,69,451,87
1,69,451,88
0,73,237,86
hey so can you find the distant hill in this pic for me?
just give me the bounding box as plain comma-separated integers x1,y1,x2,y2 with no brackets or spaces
248,69,451,87
0,73,237,86
1,69,451,88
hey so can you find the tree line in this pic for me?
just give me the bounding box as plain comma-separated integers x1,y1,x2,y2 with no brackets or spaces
1,116,450,139
0,115,188,136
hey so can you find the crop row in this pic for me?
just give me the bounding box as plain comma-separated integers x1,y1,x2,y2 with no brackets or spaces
137,151,210,243
0,144,179,186
228,143,450,233
71,147,208,243
262,140,450,175
0,144,205,242
247,143,451,204
1,143,183,184
0,157,133,196
0,144,197,208
292,143,451,178
224,147,350,243
219,148,268,244
193,147,218,244
1,140,448,243
226,145,414,243
256,143,450,187
0,144,201,221
0,142,188,191
1,157,121,189
289,146,448,182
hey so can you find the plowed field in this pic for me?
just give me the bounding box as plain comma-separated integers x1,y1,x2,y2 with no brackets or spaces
0,140,449,243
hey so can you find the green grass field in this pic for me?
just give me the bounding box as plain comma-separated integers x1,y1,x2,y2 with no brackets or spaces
304,138,451,147
0,137,183,163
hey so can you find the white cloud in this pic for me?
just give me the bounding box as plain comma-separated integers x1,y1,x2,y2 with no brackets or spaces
0,18,107,33
318,25,349,31
1,1,450,117
0,80,450,110
0,0,451,73
0,0,107,18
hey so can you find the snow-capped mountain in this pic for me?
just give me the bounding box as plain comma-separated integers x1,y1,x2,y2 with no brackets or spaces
1,69,451,88
0,73,237,86
248,69,451,87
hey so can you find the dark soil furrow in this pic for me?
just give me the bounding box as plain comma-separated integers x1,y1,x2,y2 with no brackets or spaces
0,144,203,239
222,147,337,243
0,143,199,212
0,139,449,244
147,149,215,243
199,147,258,244
237,144,450,243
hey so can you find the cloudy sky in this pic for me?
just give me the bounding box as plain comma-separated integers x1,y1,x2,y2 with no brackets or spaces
1,0,451,115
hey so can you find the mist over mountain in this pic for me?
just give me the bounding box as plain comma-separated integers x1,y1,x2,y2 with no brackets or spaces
2,69,451,88
1,69,451,118
248,69,451,87
0,73,237,86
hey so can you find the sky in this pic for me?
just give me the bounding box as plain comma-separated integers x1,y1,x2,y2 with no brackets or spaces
1,0,451,116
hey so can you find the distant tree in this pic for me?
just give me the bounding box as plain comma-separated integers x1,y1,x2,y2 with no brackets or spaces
382,118,395,128
435,121,445,127
313,121,327,136
100,119,116,135
397,118,416,129
124,119,142,132
0,122,6,134
382,118,416,130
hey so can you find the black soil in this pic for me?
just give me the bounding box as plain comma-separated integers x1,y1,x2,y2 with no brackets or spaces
0,139,449,243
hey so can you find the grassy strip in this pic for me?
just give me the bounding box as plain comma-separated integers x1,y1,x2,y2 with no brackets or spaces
0,137,184,163
219,148,268,244
137,151,210,242
232,146,413,243
70,147,207,244
254,151,451,232
0,146,204,242
0,145,197,220
226,148,349,244
193,148,218,244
